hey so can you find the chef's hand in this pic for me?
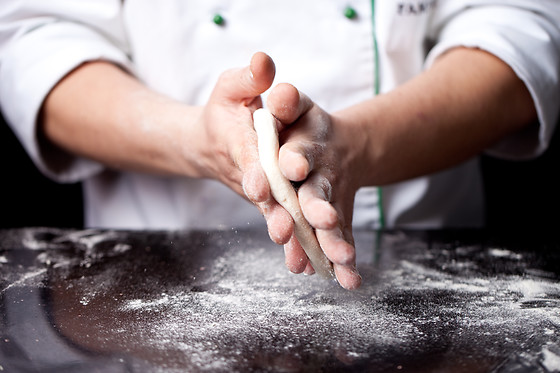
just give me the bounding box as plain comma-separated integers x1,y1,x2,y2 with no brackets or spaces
260,47,538,291
199,52,294,245
266,83,363,290
41,51,294,245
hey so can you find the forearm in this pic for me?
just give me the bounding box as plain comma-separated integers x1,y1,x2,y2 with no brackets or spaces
40,61,205,177
335,47,537,187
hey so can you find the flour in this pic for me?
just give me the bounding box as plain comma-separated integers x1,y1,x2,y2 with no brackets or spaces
0,228,139,294
107,245,424,372
488,248,523,260
542,344,560,372
2,228,560,372
109,234,560,372
1,267,47,292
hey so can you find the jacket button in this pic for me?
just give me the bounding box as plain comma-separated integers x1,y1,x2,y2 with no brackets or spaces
213,14,225,25
344,6,357,19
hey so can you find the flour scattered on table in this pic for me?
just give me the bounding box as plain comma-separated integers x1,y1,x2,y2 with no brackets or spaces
488,248,523,260
3,228,560,373
541,344,560,372
108,234,560,372
116,247,421,372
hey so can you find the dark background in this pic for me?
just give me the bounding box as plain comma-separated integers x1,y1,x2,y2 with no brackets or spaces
1,112,83,228
1,111,559,230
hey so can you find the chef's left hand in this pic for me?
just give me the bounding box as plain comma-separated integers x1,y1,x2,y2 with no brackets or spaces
266,83,363,290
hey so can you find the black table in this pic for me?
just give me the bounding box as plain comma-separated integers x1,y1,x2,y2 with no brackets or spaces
1,227,560,372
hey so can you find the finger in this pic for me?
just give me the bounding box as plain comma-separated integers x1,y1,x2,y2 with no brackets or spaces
243,158,294,246
243,160,295,247
316,228,355,266
298,174,337,230
316,225,361,289
319,222,362,289
267,83,313,130
333,263,362,290
276,110,328,182
231,127,265,199
215,52,276,103
249,52,276,94
278,142,313,182
242,160,270,203
283,235,308,274
303,261,316,276
261,202,294,245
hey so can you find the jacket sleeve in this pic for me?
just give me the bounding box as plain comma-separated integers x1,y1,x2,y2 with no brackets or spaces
426,0,560,160
0,1,133,182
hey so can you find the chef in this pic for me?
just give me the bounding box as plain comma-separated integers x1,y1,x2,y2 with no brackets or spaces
1,1,559,289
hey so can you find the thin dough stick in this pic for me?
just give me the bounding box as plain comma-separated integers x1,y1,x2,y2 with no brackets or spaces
253,108,336,280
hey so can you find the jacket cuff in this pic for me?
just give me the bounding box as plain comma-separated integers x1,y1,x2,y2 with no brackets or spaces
0,21,134,182
425,6,560,160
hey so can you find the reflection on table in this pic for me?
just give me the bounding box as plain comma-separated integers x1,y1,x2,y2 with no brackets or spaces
1,228,560,372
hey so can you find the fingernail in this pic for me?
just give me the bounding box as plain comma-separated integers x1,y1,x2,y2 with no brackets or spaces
304,266,315,276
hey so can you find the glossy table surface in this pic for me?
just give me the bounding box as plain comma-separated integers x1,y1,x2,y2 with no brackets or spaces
1,227,560,373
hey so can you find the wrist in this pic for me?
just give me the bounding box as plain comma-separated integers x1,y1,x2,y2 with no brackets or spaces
331,108,376,189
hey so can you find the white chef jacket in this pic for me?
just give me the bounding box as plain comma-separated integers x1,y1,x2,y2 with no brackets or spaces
1,1,559,230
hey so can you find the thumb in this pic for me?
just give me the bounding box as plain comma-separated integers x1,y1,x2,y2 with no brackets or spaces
214,52,276,103
248,51,276,96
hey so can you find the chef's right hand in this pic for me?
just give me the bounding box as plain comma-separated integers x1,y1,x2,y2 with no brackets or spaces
195,52,295,246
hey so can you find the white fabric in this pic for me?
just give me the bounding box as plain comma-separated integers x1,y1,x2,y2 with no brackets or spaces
1,0,559,229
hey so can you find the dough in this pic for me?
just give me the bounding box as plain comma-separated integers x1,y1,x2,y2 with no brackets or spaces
253,108,335,280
